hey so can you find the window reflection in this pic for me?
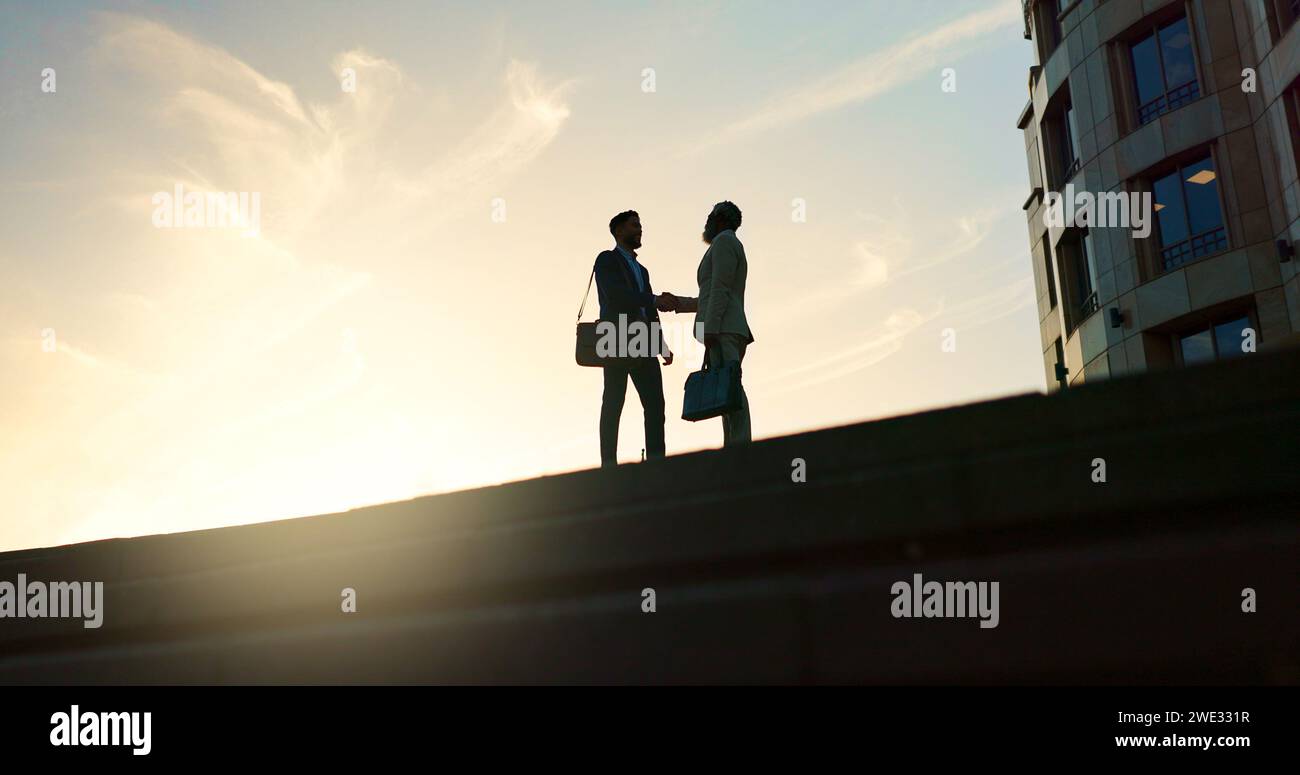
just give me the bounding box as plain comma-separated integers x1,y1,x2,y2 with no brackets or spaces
1154,171,1189,246
1179,329,1215,365
1179,315,1253,366
1159,18,1196,88
1152,154,1226,270
1183,157,1220,235
1131,16,1201,125
1131,35,1164,109
1213,316,1251,359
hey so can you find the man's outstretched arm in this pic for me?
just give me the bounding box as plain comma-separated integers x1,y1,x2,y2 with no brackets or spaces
669,293,699,313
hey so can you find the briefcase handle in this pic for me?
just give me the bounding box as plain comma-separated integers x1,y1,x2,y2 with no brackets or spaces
696,343,739,374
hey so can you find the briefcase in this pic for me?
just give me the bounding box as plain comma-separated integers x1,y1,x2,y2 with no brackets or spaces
682,350,743,421
576,321,603,367
575,268,605,367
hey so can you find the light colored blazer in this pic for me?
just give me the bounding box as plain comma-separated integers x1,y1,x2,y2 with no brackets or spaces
675,230,753,343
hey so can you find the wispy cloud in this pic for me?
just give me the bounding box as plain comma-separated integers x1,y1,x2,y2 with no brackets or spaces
55,340,103,369
419,60,573,199
756,190,1028,396
934,261,1037,332
690,1,1019,151
771,198,1016,325
91,13,573,252
755,307,936,395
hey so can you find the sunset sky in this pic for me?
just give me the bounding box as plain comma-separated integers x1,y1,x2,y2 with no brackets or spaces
0,0,1042,552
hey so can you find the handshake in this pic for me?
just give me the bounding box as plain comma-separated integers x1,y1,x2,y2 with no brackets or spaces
655,292,681,312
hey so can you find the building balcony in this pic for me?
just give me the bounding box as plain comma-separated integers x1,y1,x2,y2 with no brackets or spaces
1160,226,1228,271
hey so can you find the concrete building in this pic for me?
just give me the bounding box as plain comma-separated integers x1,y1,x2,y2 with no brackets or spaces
1018,0,1300,390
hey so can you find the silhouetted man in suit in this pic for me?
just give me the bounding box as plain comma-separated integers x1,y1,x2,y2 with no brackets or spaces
658,201,753,445
595,210,675,467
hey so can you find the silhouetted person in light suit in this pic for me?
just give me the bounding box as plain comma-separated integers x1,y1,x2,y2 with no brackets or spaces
595,210,676,467
658,201,753,445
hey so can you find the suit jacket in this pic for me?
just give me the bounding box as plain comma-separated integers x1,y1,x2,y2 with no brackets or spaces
593,248,668,358
675,230,753,343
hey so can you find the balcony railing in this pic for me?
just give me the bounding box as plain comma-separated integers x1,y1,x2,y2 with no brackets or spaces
1161,226,1227,270
1064,156,1081,182
1077,290,1100,321
1138,81,1201,125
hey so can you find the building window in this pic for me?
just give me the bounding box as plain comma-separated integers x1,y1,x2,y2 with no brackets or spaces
1043,234,1058,310
1130,15,1200,125
1045,87,1080,188
1152,154,1226,271
1273,0,1300,35
1031,142,1044,194
1060,231,1098,330
1062,102,1082,181
1053,337,1068,389
1262,1,1299,41
1073,232,1099,322
1178,315,1253,365
1285,84,1300,181
1036,0,1064,61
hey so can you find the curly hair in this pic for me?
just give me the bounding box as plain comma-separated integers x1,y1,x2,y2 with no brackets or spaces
713,201,742,231
609,210,639,236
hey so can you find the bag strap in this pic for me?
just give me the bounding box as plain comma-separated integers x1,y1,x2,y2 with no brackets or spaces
576,268,595,323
